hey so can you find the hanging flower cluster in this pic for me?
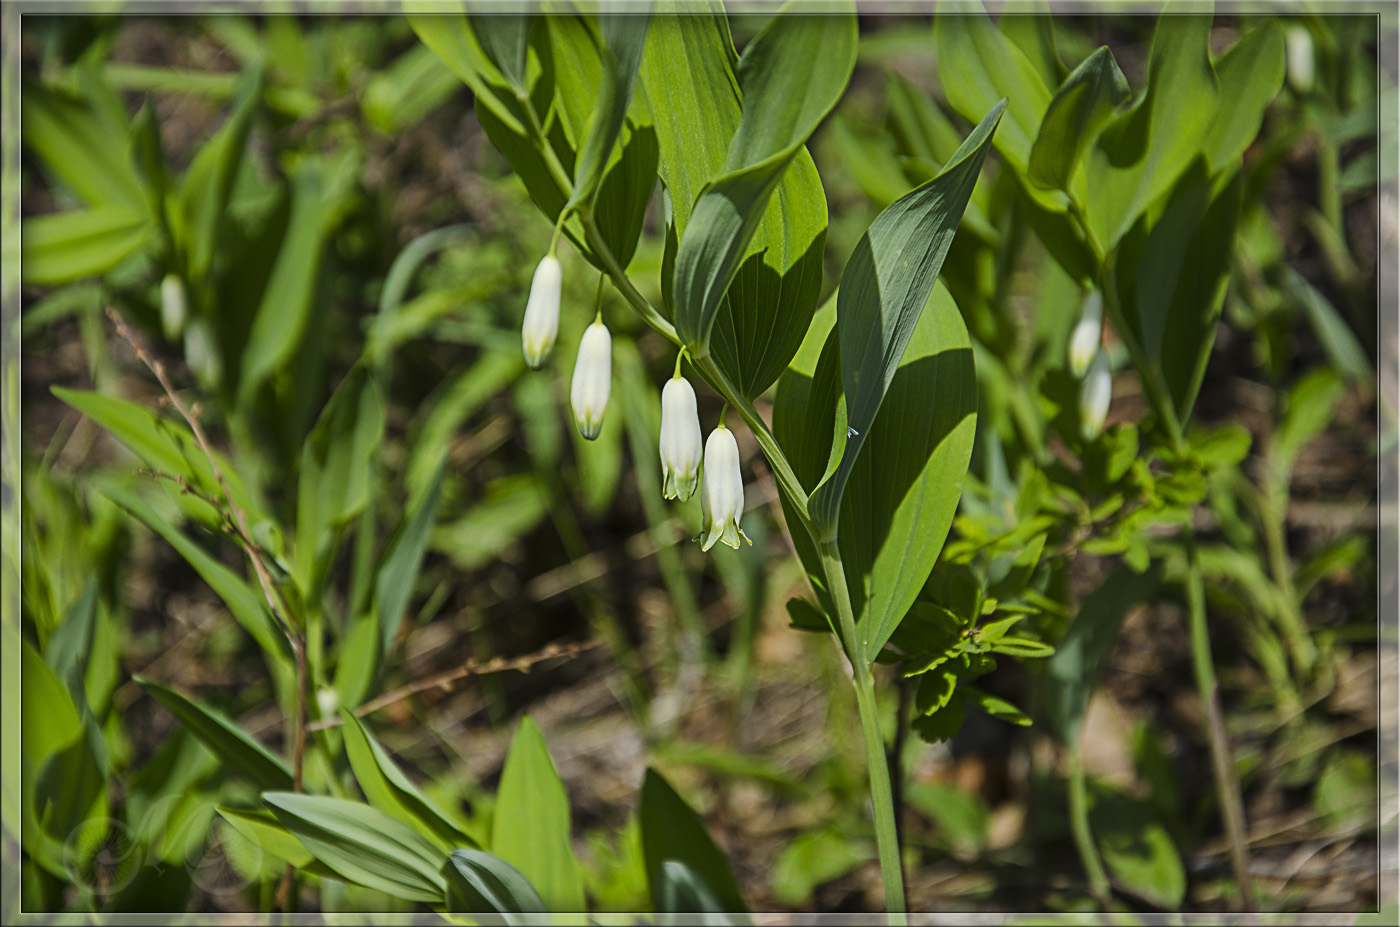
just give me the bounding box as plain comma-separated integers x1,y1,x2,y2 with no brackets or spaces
1068,290,1112,440
519,253,751,550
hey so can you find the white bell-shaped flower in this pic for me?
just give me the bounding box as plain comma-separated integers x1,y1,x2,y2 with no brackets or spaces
660,376,703,501
1080,348,1112,440
570,319,612,440
700,424,751,551
1068,290,1103,380
522,255,562,369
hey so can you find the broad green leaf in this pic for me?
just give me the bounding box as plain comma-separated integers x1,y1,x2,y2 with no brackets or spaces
807,100,1002,538
442,848,547,920
566,11,649,212
639,768,744,912
136,678,293,792
53,386,265,524
934,11,1062,211
177,63,262,285
263,793,447,903
999,6,1064,88
491,717,585,912
376,454,447,654
1028,46,1130,192
294,366,385,589
1090,784,1186,909
97,483,290,663
963,687,1032,726
21,76,148,209
778,285,978,662
21,205,150,285
1202,22,1284,174
1083,15,1220,250
643,5,830,399
217,807,340,879
339,709,476,853
1111,165,1242,427
1276,368,1348,469
21,639,82,779
670,4,855,352
1043,565,1161,745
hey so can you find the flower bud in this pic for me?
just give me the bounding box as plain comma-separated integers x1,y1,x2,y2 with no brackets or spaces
1067,290,1103,380
1080,348,1112,440
660,376,703,501
700,424,751,551
160,273,188,341
570,319,611,440
522,255,562,369
1286,25,1314,94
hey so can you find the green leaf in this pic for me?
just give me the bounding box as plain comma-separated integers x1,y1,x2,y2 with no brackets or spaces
339,709,476,853
238,150,359,404
361,44,462,136
491,717,585,912
21,205,151,285
263,793,447,903
807,99,1001,538
639,768,745,912
294,366,385,589
177,63,262,285
654,860,746,921
97,483,290,663
934,12,1061,211
21,75,148,209
777,285,979,663
670,4,855,352
963,686,1032,726
136,678,293,792
217,807,340,879
1083,15,1219,250
1284,267,1373,384
408,14,528,136
108,482,286,659
642,6,829,399
471,15,532,93
1112,165,1242,427
1202,22,1284,175
42,581,97,708
1042,565,1161,745
770,830,868,907
376,453,447,655
442,848,547,920
1028,46,1130,192
987,637,1055,659
1090,784,1186,909
566,11,649,213
53,386,266,523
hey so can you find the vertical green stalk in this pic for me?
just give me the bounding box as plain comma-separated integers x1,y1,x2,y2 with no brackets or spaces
1183,524,1256,910
1067,738,1112,905
819,539,906,916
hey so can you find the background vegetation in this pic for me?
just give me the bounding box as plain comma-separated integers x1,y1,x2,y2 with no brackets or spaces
11,7,1387,917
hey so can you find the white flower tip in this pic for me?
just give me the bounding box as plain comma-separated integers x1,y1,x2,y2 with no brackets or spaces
700,423,747,552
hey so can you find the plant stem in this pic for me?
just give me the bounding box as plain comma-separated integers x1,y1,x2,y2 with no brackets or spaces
1067,738,1112,906
819,539,906,916
1183,524,1257,910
